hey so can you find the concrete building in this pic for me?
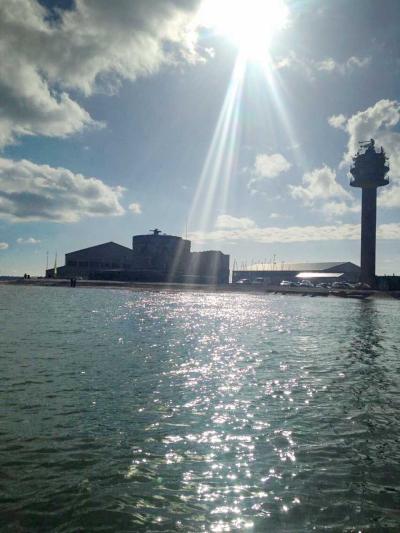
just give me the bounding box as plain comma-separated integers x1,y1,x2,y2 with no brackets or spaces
187,251,230,284
350,139,389,284
131,230,191,280
232,261,361,285
46,229,230,284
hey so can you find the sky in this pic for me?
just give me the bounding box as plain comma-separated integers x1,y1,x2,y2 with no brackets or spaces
0,0,399,276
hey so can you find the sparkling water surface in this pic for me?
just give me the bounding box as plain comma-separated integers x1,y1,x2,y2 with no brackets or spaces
1,286,399,532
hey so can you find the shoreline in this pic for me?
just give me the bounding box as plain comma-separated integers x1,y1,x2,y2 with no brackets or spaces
1,278,399,300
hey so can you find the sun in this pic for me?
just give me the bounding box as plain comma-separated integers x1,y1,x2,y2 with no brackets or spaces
200,0,289,60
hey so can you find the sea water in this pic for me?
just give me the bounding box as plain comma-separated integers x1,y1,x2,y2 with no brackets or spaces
0,286,399,532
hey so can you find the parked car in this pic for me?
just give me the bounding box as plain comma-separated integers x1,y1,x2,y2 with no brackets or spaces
332,281,352,289
280,280,295,287
299,280,314,288
315,282,329,288
236,278,251,284
354,282,371,289
252,277,265,284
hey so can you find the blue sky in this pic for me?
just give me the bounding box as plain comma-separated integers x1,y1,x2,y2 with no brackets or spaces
0,0,399,275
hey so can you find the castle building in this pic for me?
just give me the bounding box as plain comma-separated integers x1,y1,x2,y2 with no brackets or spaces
46,229,229,284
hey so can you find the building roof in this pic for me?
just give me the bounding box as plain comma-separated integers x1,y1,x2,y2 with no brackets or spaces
66,241,133,256
242,261,360,272
191,250,228,256
296,272,344,278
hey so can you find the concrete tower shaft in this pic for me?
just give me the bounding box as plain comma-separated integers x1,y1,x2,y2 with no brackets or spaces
360,187,377,284
350,139,389,284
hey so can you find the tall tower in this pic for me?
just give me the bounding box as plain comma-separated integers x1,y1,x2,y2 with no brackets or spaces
350,139,389,285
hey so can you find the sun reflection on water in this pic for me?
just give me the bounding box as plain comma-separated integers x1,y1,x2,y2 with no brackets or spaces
120,292,318,530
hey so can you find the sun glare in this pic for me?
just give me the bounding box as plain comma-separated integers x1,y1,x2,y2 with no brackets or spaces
200,0,289,60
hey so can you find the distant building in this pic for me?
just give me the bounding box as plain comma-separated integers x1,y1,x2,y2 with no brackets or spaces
350,139,390,285
187,251,230,284
63,242,135,273
232,261,361,285
131,232,191,279
46,229,229,284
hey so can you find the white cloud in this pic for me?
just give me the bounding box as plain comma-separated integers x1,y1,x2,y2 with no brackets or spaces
189,218,400,244
0,242,9,250
328,114,347,130
289,165,352,205
269,212,286,219
0,0,203,146
0,157,125,222
379,183,400,208
274,52,370,78
321,201,360,217
315,56,370,74
274,56,292,69
215,215,256,230
248,153,291,193
346,56,371,69
273,52,314,78
128,202,142,215
377,223,400,240
316,58,337,72
329,99,400,208
254,153,292,179
329,99,400,171
17,237,41,244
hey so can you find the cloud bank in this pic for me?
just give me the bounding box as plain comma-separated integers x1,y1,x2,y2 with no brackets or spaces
189,215,399,244
0,157,125,222
0,0,203,147
288,165,359,217
289,165,351,205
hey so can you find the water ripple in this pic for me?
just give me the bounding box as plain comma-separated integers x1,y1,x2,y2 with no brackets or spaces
0,286,399,531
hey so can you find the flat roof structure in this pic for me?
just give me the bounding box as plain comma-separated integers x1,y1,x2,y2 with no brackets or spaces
232,261,360,284
244,262,360,272
296,272,344,279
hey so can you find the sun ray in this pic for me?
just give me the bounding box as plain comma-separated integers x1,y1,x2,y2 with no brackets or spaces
258,58,306,171
185,0,297,257
187,54,246,237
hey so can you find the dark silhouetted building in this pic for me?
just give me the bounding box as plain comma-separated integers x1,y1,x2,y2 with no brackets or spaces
131,231,191,280
63,242,135,273
187,250,230,284
46,229,229,284
232,261,361,285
